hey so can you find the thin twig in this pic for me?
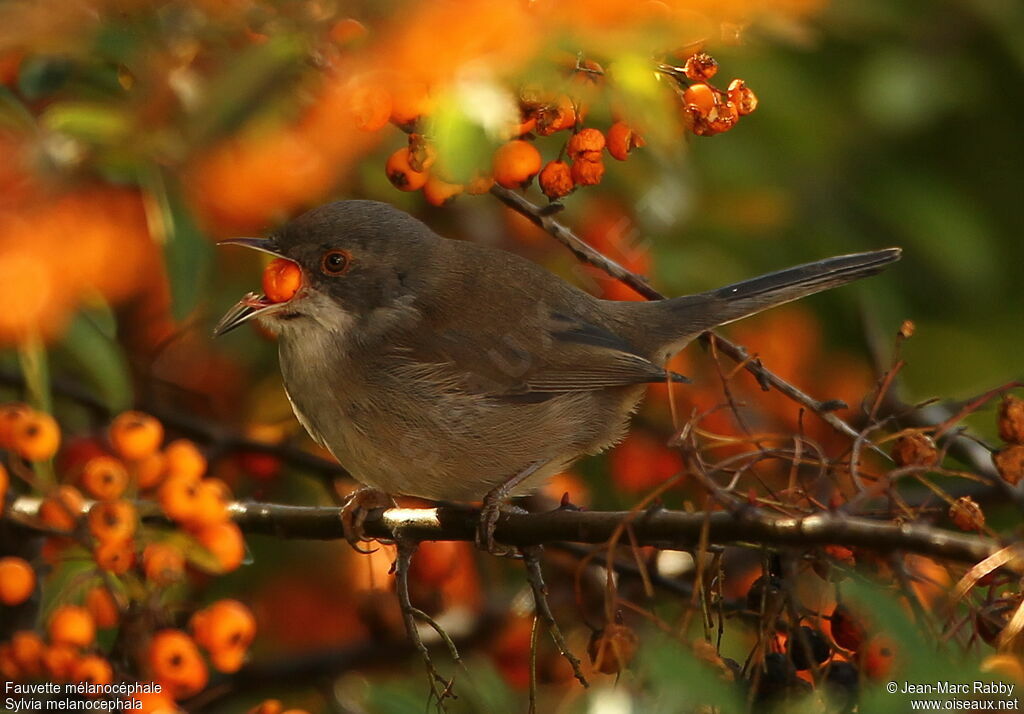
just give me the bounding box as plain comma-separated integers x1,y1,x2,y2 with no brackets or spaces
394,541,457,707
522,546,589,687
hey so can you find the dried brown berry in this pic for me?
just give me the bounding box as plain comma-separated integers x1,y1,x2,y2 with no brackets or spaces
891,433,938,468
539,160,574,200
684,52,719,81
998,396,1024,444
898,319,916,339
993,444,1024,485
948,496,985,532
727,79,758,115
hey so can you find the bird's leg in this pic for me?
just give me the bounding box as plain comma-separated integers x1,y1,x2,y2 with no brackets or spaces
340,486,396,552
476,460,545,556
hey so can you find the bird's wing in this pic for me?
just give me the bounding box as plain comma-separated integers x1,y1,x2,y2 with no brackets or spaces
392,310,685,398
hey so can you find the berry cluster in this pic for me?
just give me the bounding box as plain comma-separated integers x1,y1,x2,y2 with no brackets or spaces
369,49,755,205
0,404,255,710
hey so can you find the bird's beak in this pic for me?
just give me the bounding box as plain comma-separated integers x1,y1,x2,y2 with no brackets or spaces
214,236,285,337
217,236,283,257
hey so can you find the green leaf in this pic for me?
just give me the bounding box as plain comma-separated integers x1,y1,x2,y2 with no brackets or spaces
41,101,130,144
187,34,307,145
59,305,131,413
140,167,213,321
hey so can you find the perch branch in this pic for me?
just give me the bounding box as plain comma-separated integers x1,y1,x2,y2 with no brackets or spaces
8,497,1016,570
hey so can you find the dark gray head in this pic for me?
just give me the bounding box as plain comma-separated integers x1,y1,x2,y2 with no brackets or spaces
214,200,438,336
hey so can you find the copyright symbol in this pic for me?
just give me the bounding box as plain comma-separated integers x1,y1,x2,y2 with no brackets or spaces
887,681,898,694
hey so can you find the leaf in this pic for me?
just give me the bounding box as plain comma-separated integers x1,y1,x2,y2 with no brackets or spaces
59,305,132,413
140,167,213,321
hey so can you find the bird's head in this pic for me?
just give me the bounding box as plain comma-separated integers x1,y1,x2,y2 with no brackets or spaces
213,200,435,337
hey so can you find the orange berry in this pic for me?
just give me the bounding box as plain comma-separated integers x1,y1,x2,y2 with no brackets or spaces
85,586,120,628
164,440,207,481
49,605,96,648
999,395,1024,444
11,631,45,677
570,158,605,187
606,121,644,161
88,500,137,543
73,654,113,689
262,259,301,304
0,556,36,605
350,84,391,132
588,623,640,674
43,643,79,680
464,172,495,195
727,78,758,115
147,629,208,700
189,480,230,527
891,433,938,468
949,496,985,531
422,175,463,207
143,542,185,585
389,80,431,129
385,147,429,191
539,160,574,200
683,51,718,81
159,474,202,523
708,100,739,133
12,411,60,461
194,522,245,573
566,127,605,161
328,18,368,45
191,599,256,672
492,140,542,189
0,462,8,503
860,635,897,680
0,643,22,680
535,96,577,135
94,538,135,574
80,456,129,501
39,485,86,532
134,451,167,490
994,445,1024,485
682,83,716,115
109,411,163,461
0,402,31,449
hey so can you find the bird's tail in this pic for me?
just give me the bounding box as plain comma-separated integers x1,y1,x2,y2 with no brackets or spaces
643,248,902,354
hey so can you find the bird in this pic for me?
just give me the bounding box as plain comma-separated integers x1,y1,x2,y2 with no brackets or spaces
214,200,900,551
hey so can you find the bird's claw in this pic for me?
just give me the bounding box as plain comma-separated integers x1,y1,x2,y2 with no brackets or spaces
475,497,523,558
340,487,395,552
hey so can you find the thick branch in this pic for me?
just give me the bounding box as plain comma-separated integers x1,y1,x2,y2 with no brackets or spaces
11,497,1003,568
489,185,872,446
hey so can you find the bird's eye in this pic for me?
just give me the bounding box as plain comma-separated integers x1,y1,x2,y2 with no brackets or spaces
321,250,351,276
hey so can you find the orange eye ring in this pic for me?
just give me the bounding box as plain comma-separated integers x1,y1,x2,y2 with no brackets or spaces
321,250,351,276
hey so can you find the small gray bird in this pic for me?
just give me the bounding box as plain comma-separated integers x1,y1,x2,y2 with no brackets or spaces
215,200,900,549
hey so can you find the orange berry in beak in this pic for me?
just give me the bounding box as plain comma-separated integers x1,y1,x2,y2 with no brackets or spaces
262,259,301,303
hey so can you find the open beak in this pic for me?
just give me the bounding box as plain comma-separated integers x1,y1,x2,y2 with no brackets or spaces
214,237,285,337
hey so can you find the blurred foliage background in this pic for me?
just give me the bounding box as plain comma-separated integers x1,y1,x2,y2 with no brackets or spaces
1,0,1022,711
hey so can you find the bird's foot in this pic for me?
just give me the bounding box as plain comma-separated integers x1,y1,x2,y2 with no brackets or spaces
340,487,396,552
475,494,526,558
